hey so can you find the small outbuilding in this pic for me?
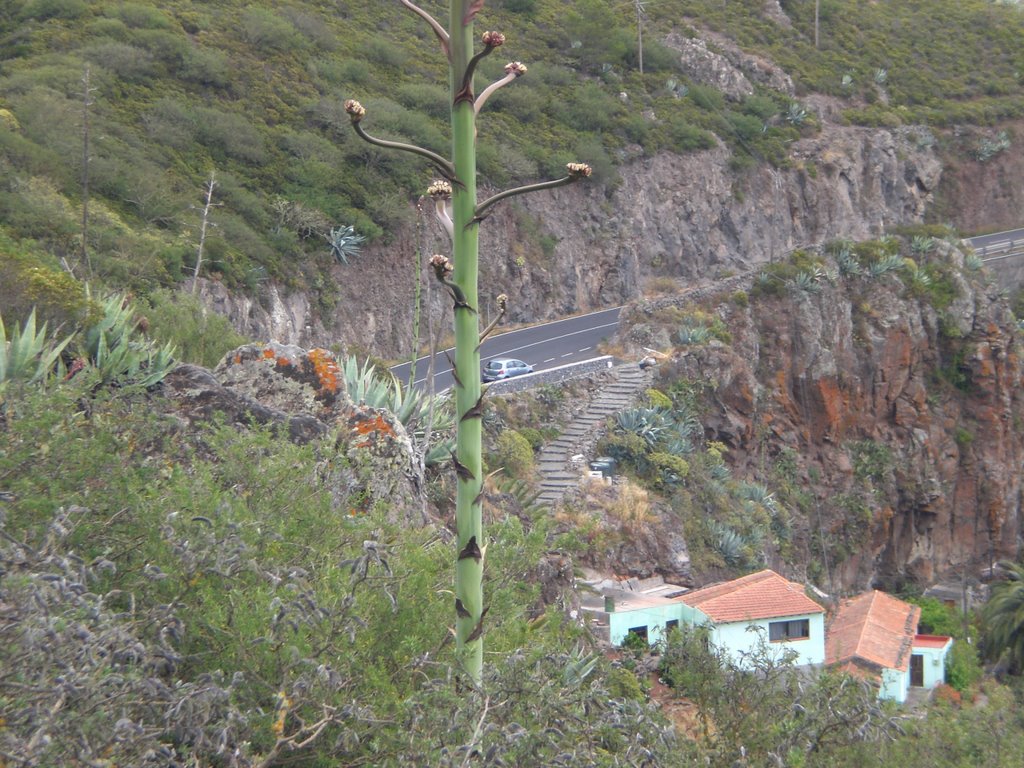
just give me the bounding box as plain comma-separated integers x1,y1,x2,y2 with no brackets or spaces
826,590,953,703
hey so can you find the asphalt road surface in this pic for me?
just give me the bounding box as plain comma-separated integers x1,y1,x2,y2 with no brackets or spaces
390,306,622,392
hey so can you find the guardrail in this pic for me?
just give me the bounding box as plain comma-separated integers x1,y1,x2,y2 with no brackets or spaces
484,355,616,395
971,238,1024,264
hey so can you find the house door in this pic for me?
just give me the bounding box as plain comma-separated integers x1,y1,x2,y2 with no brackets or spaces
910,654,924,687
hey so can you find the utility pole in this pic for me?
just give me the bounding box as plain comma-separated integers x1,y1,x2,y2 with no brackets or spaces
814,0,820,49
192,171,220,292
80,66,97,277
635,0,646,74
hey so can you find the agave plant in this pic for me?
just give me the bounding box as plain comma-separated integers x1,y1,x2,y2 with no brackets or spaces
785,102,808,126
964,252,984,272
873,68,888,85
902,260,933,293
676,324,713,346
835,250,861,278
326,225,366,264
708,520,749,568
615,407,671,448
340,355,453,463
0,310,72,393
867,254,905,278
737,482,780,515
791,266,826,294
911,235,937,255
82,292,176,387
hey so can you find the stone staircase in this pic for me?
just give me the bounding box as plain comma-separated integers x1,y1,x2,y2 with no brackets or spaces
536,363,653,508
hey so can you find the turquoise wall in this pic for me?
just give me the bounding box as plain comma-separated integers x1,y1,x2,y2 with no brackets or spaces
705,613,826,667
913,642,952,690
880,666,909,702
607,601,826,669
608,603,683,646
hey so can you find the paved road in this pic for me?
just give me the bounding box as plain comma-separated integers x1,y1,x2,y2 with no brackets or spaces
967,228,1024,260
390,306,621,392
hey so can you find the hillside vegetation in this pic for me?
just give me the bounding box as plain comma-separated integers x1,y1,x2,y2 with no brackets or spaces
1,0,1023,360
5,2,1024,764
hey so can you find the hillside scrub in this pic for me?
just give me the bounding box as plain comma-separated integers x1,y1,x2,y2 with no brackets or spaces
2,1,1022,319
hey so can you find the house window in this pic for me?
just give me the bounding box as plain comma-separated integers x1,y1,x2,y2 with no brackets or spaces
627,626,648,643
666,619,679,631
768,618,810,642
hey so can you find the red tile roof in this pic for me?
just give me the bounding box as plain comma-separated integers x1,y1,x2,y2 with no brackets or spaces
676,569,824,623
913,634,953,650
826,591,920,672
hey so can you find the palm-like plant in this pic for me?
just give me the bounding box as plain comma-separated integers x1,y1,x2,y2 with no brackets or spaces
982,560,1024,673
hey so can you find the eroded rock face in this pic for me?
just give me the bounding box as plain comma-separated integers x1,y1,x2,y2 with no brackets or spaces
161,344,427,526
643,250,1023,592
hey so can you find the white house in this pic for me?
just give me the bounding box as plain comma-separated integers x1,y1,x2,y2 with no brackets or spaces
674,569,827,667
826,590,953,703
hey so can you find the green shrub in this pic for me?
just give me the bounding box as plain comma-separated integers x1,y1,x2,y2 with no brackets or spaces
516,426,545,451
492,429,534,480
239,7,303,52
649,451,690,488
908,596,962,637
945,639,983,694
17,0,88,22
645,388,673,409
144,289,247,368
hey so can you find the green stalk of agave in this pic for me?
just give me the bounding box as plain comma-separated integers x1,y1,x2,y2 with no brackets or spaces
448,1,486,682
346,0,590,684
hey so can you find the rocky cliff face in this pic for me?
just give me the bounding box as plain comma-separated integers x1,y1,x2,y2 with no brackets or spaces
631,245,1023,593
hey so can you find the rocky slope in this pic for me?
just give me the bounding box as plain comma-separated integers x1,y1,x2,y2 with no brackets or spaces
209,117,946,357
194,21,1024,360
625,244,1023,593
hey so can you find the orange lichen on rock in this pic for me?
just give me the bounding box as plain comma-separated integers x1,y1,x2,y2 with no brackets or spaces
307,348,340,395
350,411,396,448
262,348,275,359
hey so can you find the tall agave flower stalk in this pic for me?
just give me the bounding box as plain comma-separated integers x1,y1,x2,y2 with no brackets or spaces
345,0,590,684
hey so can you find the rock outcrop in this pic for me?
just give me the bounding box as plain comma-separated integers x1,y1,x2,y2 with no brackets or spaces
634,245,1023,593
161,343,428,526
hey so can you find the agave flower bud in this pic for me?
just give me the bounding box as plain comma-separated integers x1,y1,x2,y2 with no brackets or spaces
429,254,454,280
427,180,453,199
482,31,505,48
505,61,528,77
567,162,592,179
344,99,366,123
496,294,508,311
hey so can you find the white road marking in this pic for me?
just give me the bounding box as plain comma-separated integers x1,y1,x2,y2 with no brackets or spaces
488,320,619,358
544,358,555,363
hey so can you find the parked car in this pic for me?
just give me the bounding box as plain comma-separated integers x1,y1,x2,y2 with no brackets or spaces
481,358,534,382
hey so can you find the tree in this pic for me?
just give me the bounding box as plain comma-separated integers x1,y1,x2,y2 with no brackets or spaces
344,1,590,684
982,560,1024,673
